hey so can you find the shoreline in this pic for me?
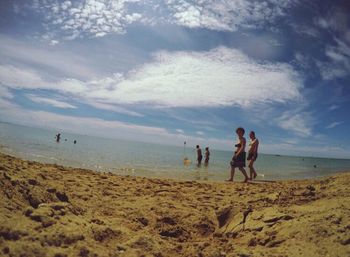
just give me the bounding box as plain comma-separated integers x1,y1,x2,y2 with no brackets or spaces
1,152,350,256
1,149,349,183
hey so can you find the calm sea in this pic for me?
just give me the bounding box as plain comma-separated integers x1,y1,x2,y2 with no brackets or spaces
0,122,349,181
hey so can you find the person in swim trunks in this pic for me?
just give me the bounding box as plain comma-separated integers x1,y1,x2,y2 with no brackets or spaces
247,131,259,180
226,127,249,182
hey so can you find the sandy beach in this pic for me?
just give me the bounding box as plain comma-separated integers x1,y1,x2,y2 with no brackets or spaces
0,152,349,257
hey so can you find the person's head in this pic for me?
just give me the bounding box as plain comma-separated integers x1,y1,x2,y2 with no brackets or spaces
249,131,256,139
205,147,209,151
235,127,245,137
196,145,200,149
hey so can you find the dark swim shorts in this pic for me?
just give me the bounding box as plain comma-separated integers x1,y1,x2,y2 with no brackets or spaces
230,152,246,168
247,153,258,161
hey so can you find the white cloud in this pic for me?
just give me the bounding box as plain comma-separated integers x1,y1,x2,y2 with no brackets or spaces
83,100,143,117
328,104,339,111
176,129,184,134
320,38,350,80
0,102,233,149
276,111,313,137
82,47,302,108
0,65,143,116
326,121,342,129
0,85,13,99
314,9,349,33
0,35,100,80
0,105,167,139
291,24,319,38
0,98,18,110
262,142,350,159
31,0,144,40
0,47,302,111
27,94,77,109
316,61,348,80
26,0,296,40
50,40,59,45
164,0,295,31
0,65,89,93
313,9,350,80
293,52,313,71
0,65,49,90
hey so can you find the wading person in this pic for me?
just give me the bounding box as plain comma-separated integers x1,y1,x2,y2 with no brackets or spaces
196,145,203,167
55,133,61,143
247,131,259,180
226,127,249,182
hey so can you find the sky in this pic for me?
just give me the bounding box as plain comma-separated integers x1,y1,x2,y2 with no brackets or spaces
0,0,349,158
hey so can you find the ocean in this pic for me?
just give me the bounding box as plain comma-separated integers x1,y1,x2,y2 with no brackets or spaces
0,122,349,181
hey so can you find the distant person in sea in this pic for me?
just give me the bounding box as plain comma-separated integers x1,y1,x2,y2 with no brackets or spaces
204,147,210,166
196,145,203,167
247,131,259,180
74,140,77,144
227,127,249,182
55,133,61,143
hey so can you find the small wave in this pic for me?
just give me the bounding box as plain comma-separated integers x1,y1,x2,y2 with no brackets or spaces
30,153,46,158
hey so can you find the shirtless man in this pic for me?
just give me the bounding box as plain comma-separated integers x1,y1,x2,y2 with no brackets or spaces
247,131,259,180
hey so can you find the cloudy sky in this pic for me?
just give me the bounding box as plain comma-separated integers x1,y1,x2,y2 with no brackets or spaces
0,0,349,158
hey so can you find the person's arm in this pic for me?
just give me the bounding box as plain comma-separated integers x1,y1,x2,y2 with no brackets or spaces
253,139,259,153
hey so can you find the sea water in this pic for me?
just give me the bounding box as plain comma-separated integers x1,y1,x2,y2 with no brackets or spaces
0,122,349,181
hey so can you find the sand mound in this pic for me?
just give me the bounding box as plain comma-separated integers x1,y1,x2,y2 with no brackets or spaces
0,153,349,256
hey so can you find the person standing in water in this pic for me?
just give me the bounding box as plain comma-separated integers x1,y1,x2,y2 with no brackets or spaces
55,133,61,143
204,147,210,166
227,127,249,182
247,131,259,180
196,145,203,167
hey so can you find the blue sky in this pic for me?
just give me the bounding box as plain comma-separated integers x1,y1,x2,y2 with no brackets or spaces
0,0,349,158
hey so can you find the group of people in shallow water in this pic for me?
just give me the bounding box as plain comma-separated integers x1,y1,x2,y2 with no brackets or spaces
55,133,77,144
195,127,259,183
195,145,210,167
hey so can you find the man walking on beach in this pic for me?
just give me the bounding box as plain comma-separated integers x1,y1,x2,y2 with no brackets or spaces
247,131,259,180
196,145,203,167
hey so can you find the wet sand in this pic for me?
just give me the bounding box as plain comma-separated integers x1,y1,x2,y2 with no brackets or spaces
0,152,349,257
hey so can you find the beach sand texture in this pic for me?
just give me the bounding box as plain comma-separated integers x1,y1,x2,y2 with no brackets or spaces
0,152,349,257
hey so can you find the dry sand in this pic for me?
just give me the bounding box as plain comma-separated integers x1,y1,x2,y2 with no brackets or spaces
0,152,349,257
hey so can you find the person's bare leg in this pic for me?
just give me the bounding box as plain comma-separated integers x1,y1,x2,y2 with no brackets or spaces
251,160,257,179
248,161,253,180
248,160,257,180
253,166,257,179
239,167,249,182
226,166,235,181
